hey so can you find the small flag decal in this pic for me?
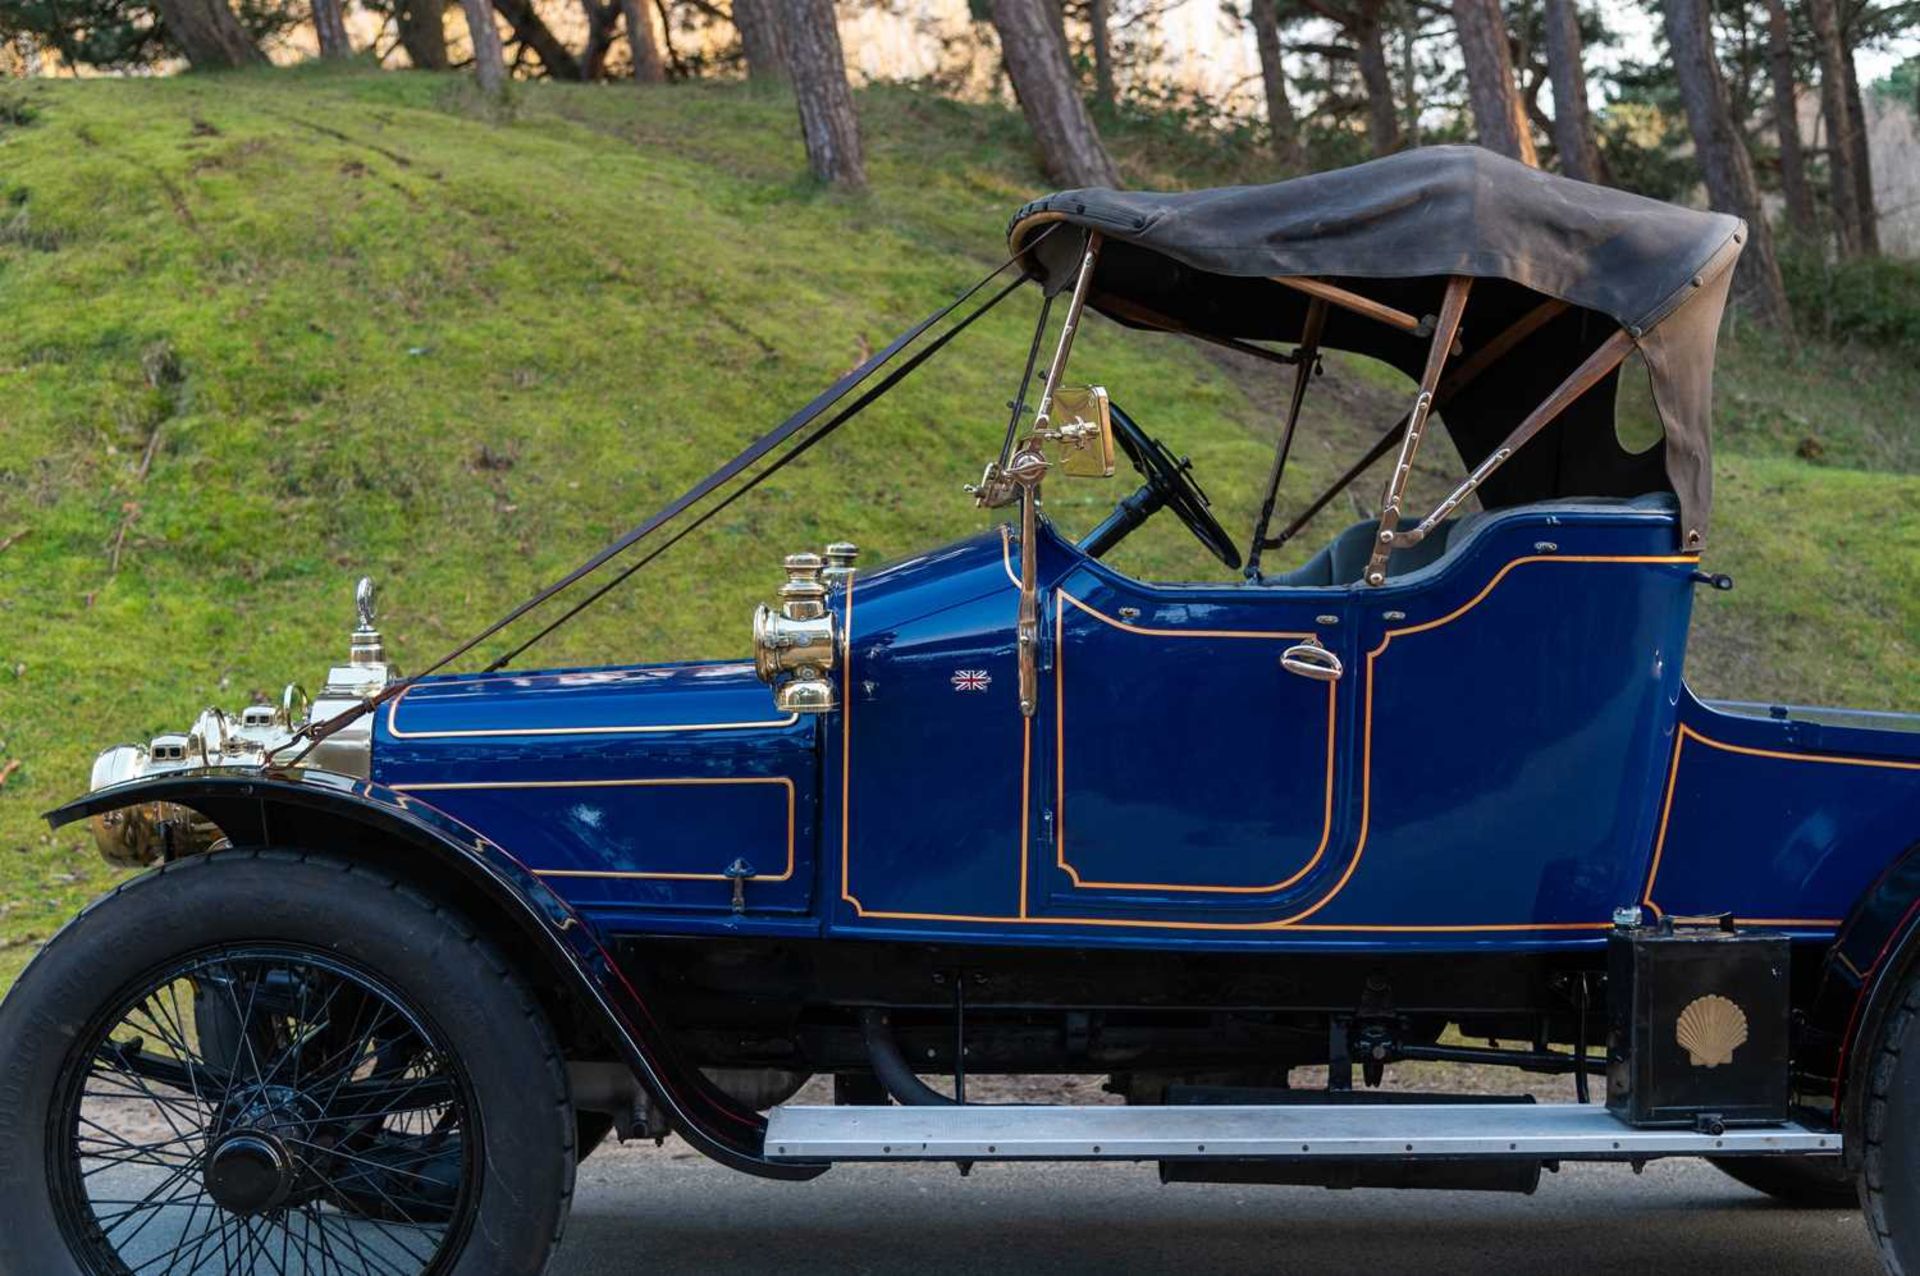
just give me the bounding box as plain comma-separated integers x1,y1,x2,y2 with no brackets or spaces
951,669,992,693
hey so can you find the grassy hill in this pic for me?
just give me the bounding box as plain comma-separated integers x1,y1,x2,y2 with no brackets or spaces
1,68,1915,991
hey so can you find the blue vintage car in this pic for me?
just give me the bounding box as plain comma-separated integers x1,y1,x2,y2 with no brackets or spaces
4,147,1917,1275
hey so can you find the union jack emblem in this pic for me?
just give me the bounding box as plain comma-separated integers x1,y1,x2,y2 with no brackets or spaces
951,669,992,693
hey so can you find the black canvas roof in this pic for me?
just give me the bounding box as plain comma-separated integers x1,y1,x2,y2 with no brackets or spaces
1008,146,1746,549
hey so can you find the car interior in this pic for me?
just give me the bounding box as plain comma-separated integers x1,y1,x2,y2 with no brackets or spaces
1261,493,1681,589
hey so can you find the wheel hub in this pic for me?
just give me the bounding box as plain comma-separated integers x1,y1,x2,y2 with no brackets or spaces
203,1132,294,1216
57,945,477,1272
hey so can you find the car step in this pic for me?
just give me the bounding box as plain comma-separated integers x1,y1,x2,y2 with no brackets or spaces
762,1102,1838,1163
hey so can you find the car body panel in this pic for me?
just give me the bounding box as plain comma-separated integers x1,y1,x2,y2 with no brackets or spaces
355,501,1915,960
824,503,1713,948
374,663,820,918
1641,693,1920,927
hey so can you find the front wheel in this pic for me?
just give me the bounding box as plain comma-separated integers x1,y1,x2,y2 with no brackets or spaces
0,850,577,1275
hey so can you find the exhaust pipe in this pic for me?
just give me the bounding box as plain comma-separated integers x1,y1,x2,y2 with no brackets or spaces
859,1009,960,1106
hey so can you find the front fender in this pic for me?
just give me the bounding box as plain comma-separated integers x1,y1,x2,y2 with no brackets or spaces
44,769,824,1181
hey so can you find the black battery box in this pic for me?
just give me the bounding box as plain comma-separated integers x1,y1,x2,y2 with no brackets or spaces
1607,922,1789,1127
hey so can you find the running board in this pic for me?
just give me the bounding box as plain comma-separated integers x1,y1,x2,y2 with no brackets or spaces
763,1103,1838,1163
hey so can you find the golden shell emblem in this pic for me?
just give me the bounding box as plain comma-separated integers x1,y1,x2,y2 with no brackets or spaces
1676,994,1748,1068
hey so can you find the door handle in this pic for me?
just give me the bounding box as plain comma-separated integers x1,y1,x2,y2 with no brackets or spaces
1281,642,1343,682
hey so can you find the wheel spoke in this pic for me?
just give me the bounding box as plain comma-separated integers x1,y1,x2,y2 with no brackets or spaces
326,1201,408,1276
77,1121,206,1160
220,966,271,1099
55,944,475,1276
130,1185,215,1276
80,1147,196,1177
91,1052,205,1151
307,1201,348,1275
287,1137,457,1196
239,1215,292,1276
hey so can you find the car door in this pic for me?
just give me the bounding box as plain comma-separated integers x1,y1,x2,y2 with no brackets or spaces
1030,528,1362,923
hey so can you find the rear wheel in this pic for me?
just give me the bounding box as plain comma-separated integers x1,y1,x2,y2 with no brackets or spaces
0,850,576,1275
1863,973,1920,1270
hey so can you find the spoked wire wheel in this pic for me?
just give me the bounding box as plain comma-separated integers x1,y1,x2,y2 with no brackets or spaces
49,944,480,1276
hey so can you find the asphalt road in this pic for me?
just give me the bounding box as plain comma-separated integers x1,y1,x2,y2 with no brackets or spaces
560,1144,1881,1276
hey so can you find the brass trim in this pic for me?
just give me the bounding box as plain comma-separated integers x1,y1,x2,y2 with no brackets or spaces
1000,525,1023,588
1365,276,1472,584
1638,723,1920,926
395,775,797,883
1031,234,1103,439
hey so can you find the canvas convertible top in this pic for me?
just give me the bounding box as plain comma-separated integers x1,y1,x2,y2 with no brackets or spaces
1007,146,1746,549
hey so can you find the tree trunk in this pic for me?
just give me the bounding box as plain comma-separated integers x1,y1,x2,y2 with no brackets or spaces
1453,0,1537,164
490,0,581,78
459,0,507,94
780,0,867,188
312,0,351,57
1805,0,1861,255
990,0,1120,186
1350,0,1400,156
618,0,665,80
396,0,450,69
1659,0,1792,329
1045,0,1069,67
1761,0,1815,235
1400,16,1421,146
652,0,683,73
734,0,788,82
1840,40,1879,254
1723,3,1757,129
1088,0,1116,112
1542,0,1602,183
1251,0,1305,167
152,0,267,68
582,0,618,77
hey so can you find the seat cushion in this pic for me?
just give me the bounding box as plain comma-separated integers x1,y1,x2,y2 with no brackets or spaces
1266,517,1458,586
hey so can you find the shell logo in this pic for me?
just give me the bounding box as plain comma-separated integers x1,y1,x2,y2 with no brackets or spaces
1676,994,1749,1068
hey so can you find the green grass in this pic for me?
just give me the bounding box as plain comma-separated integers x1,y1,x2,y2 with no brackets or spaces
1,67,1915,991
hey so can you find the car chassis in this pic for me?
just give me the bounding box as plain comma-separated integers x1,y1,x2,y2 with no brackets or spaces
3,146,1918,1275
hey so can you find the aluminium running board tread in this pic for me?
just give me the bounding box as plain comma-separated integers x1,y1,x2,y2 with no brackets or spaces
763,1102,1837,1162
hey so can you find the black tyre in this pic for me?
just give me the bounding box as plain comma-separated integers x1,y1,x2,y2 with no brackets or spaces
1710,1156,1857,1207
1864,974,1920,1272
0,849,577,1276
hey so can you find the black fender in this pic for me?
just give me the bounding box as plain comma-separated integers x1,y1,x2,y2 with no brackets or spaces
1793,836,1920,1157
44,768,826,1181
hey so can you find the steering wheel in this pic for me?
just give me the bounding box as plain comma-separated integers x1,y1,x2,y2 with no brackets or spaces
1077,402,1241,570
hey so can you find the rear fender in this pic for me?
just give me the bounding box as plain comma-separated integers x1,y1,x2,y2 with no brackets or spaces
44,768,824,1181
1794,835,1920,1158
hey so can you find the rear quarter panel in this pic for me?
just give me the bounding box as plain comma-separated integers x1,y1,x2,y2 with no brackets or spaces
1640,693,1920,929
